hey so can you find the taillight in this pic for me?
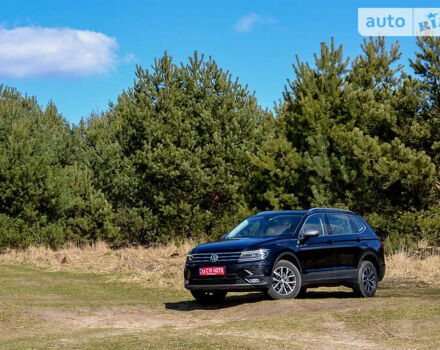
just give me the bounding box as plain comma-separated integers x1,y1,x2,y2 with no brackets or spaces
380,241,384,249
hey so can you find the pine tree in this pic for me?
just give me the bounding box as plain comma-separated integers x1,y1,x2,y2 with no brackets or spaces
410,36,440,164
83,52,264,243
249,37,438,248
0,86,116,248
249,38,350,210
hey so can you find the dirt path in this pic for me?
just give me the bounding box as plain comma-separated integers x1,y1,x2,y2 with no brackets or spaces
25,292,383,332
21,293,385,349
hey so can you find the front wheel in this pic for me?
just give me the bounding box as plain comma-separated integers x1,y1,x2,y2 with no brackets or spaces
353,261,378,297
190,290,227,304
267,260,302,300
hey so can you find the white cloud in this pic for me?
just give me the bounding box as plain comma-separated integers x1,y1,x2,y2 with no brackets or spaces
122,52,137,64
0,26,119,78
234,13,277,33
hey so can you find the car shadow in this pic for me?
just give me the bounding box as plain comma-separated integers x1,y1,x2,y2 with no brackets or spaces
165,290,356,311
302,290,356,299
165,292,266,311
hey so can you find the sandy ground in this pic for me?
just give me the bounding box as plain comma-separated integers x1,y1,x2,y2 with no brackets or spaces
21,290,389,331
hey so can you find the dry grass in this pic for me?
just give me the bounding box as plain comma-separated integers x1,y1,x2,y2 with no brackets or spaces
385,250,440,285
1,242,439,288
0,241,192,289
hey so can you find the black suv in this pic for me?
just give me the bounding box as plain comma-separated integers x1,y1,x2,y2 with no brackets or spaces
184,208,385,302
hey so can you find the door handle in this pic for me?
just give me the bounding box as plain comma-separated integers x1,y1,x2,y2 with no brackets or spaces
356,237,361,242
327,239,333,244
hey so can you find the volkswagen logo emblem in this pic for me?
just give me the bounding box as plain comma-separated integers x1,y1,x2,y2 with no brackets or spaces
210,253,218,263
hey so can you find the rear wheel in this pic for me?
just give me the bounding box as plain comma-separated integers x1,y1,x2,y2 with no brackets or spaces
190,290,227,304
267,260,301,300
353,261,378,297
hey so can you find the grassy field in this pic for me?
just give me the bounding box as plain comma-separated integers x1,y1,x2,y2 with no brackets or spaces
0,244,439,349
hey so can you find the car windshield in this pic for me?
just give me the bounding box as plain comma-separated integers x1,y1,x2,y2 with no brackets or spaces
225,215,303,238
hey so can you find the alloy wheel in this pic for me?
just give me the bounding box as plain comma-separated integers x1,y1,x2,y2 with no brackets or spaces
361,265,376,293
272,266,297,295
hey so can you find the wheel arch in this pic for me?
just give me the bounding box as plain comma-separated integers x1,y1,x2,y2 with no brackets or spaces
272,250,302,275
358,250,380,274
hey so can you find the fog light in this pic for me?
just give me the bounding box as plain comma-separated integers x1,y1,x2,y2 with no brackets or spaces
246,278,260,283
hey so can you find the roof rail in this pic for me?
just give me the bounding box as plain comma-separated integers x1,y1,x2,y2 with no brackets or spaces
307,207,353,213
255,211,271,216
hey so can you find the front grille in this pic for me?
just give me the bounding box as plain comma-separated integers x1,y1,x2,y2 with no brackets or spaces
191,251,241,263
190,273,244,285
191,278,239,285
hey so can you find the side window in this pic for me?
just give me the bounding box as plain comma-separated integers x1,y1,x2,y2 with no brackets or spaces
350,216,366,233
327,214,354,235
301,214,328,236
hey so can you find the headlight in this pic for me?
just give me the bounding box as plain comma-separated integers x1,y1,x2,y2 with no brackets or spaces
238,249,270,262
187,253,194,262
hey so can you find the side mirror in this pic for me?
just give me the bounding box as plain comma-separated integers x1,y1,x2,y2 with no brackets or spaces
220,234,228,240
302,229,320,240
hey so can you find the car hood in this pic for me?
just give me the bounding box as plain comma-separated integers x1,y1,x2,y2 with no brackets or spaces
191,237,278,253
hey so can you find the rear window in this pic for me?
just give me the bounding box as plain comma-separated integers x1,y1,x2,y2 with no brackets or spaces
350,216,366,233
327,214,354,235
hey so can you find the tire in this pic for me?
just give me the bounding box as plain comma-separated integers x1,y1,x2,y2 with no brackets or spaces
190,290,227,304
267,260,302,300
353,261,378,298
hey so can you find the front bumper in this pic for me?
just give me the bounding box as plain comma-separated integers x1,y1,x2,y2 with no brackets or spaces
185,281,270,291
184,261,272,291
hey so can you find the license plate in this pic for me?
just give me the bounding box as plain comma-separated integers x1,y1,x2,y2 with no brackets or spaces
199,267,225,276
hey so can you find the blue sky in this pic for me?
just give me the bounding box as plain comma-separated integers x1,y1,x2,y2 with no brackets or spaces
0,0,439,124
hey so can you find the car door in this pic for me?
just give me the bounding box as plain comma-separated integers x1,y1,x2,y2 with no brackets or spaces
297,214,334,276
326,213,361,277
